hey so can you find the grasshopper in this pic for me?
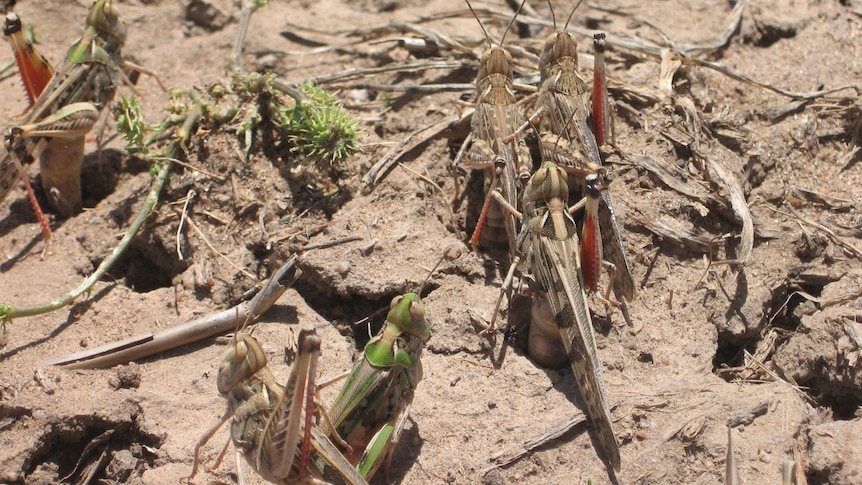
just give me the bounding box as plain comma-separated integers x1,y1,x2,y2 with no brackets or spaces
324,247,457,480
1,0,126,242
184,326,369,485
533,6,636,305
464,0,531,257
325,292,430,480
497,161,621,470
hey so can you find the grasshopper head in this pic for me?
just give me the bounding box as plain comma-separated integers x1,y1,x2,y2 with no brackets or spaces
216,333,267,393
88,0,127,45
539,29,578,74
364,293,430,368
386,293,431,341
527,162,569,203
477,46,513,81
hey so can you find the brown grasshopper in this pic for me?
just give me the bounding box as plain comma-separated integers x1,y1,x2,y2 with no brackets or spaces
1,0,127,247
500,161,621,470
184,326,369,485
533,6,636,306
464,0,531,258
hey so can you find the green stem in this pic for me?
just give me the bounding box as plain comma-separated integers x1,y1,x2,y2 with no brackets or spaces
0,95,204,325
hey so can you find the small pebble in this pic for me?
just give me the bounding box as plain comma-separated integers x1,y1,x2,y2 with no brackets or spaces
32,409,48,423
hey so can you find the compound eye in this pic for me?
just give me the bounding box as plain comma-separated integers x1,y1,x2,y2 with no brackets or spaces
390,295,403,309
543,34,556,53
231,339,248,363
531,167,547,186
556,166,568,183
409,301,426,321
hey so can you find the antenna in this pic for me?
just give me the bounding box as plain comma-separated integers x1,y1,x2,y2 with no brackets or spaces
500,0,528,45
564,0,586,30
464,0,493,49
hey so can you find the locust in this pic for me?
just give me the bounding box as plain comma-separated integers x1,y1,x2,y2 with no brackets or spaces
1,0,126,245
464,0,531,257
184,326,369,485
323,246,457,481
533,5,636,306
324,293,429,481
496,161,621,470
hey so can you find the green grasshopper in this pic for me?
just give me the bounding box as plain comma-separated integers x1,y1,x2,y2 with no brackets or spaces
1,0,126,244
324,247,457,480
494,161,620,470
184,327,369,485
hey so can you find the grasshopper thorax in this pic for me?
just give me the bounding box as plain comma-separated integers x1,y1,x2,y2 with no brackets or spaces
217,333,268,393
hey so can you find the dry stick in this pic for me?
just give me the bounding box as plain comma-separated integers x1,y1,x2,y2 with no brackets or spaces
727,401,770,428
308,60,464,86
705,151,754,266
282,20,475,56
588,0,745,56
177,189,196,261
364,107,474,185
0,95,204,326
726,427,739,485
484,412,589,472
326,82,474,93
43,254,302,369
778,205,862,260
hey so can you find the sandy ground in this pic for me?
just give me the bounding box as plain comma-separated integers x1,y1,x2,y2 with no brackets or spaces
0,0,861,484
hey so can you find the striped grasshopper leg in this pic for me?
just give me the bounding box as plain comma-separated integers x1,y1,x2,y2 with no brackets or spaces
465,0,531,256
2,0,125,222
325,292,431,481
184,328,368,485
515,162,620,470
535,21,636,304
